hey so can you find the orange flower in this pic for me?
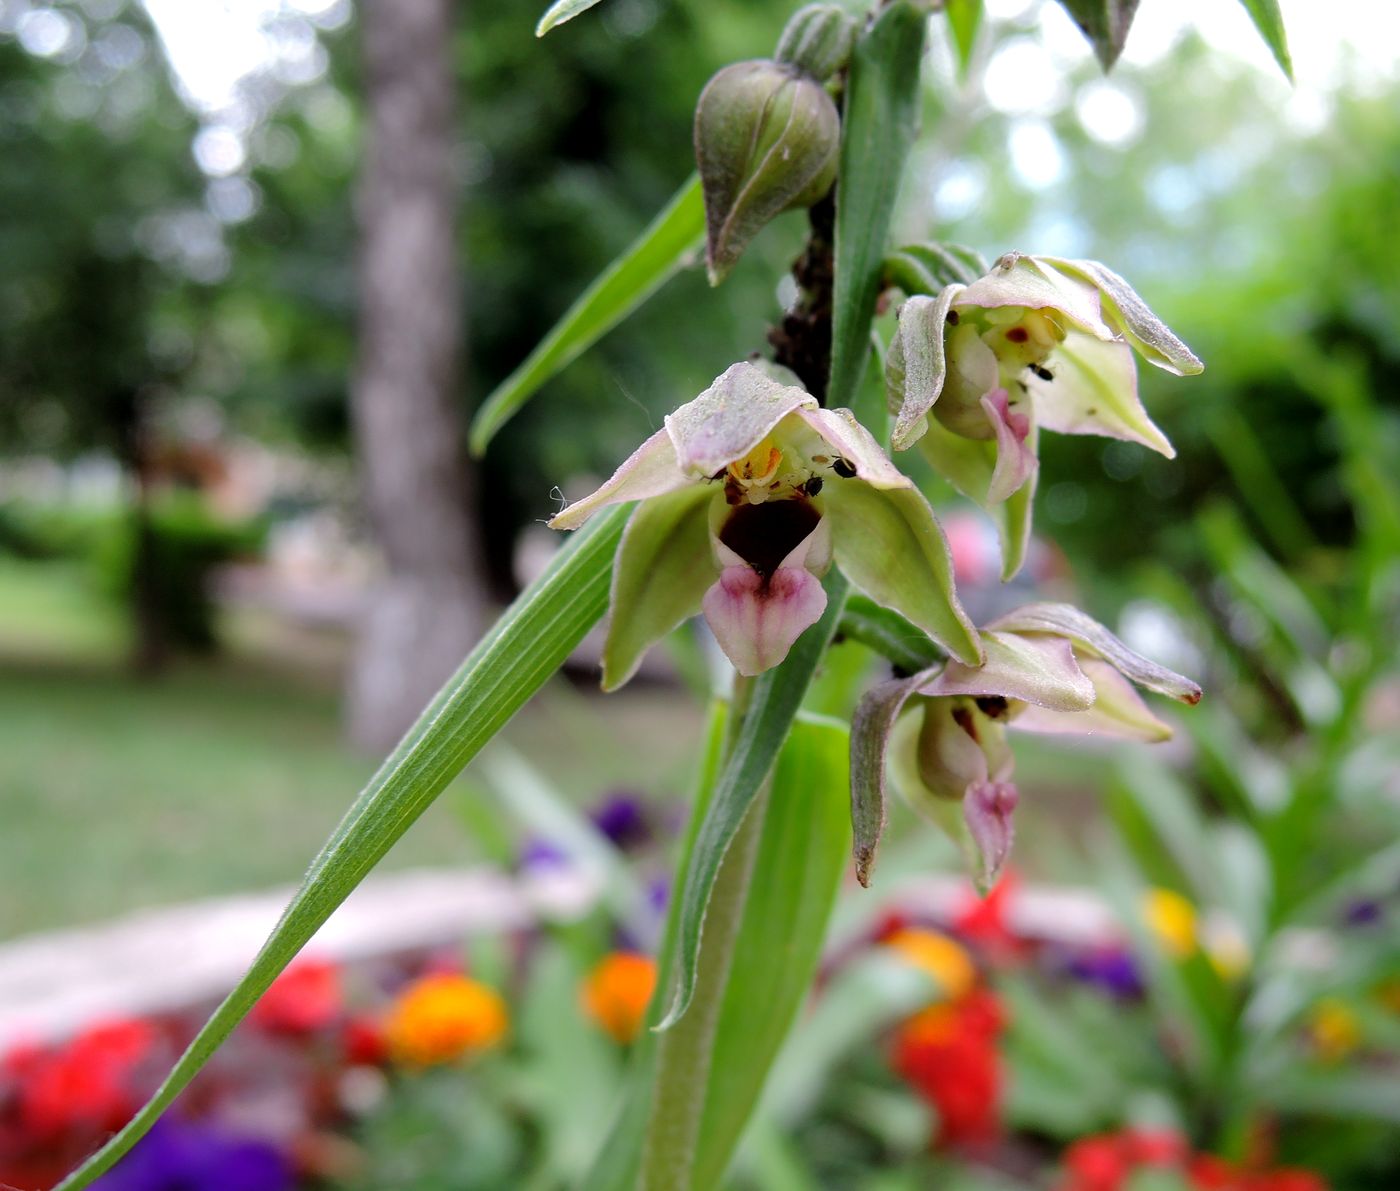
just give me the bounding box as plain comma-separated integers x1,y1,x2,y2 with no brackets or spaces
884,928,977,1002
383,973,508,1066
582,952,658,1043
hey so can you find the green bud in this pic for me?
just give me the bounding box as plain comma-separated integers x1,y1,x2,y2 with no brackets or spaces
774,3,858,81
694,59,840,285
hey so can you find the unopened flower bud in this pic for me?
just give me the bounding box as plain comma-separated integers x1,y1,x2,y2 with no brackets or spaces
694,60,840,285
774,4,858,82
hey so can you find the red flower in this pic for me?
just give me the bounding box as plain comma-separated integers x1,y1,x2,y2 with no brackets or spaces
952,872,1026,959
1124,1128,1190,1167
252,957,343,1034
1062,1135,1130,1191
342,1015,389,1067
891,989,1004,1147
11,1019,157,1142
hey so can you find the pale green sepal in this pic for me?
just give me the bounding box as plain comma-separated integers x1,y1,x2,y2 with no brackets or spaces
666,362,815,477
916,416,1038,581
957,252,1113,339
550,426,689,530
1031,332,1175,458
1013,658,1174,742
1042,256,1204,375
921,629,1095,711
849,674,928,887
886,713,980,872
823,480,983,666
987,601,1202,704
886,286,962,450
602,486,718,691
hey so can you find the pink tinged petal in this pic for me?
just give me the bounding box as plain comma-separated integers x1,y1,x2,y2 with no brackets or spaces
1013,658,1174,742
914,417,1039,582
980,389,1038,504
795,406,911,490
601,485,718,691
986,601,1202,704
955,252,1114,340
550,427,689,530
920,630,1096,711
663,361,816,477
914,698,990,801
885,287,963,451
1039,256,1204,376
964,780,1019,891
702,563,828,677
821,480,983,666
1030,331,1176,458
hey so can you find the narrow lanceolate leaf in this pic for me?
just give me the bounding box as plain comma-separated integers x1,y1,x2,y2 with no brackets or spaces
1235,0,1293,81
470,174,704,453
536,0,608,37
1055,0,1141,71
692,713,852,1189
55,504,631,1191
944,0,983,76
657,569,849,1031
850,675,925,887
830,0,927,429
837,595,944,676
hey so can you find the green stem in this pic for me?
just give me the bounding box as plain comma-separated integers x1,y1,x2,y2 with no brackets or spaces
639,678,768,1191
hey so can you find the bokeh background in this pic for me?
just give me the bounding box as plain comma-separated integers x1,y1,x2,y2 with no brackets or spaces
1,0,1398,1187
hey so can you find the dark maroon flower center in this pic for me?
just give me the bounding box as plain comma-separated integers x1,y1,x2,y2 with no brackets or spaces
719,497,820,581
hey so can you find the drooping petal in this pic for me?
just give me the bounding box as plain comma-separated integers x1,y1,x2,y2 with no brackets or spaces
981,389,1038,504
822,480,983,665
885,287,963,450
849,673,932,887
986,602,1202,703
920,630,1096,712
601,485,717,691
915,417,1038,581
1040,257,1204,376
701,562,828,677
549,427,690,530
1012,658,1174,742
964,780,1019,891
664,362,816,477
795,406,912,489
955,252,1114,340
931,321,1003,440
1029,331,1176,458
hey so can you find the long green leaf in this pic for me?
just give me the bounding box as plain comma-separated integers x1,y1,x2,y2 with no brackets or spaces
829,1,927,429
1235,0,1293,81
536,0,609,37
1055,0,1140,71
657,568,850,1031
470,174,704,454
692,713,852,1189
56,504,631,1191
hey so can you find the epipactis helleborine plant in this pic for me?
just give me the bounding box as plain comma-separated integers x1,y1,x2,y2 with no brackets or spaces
550,362,983,687
852,603,1201,889
886,252,1204,580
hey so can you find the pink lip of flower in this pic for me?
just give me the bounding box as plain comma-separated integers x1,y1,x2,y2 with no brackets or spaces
884,252,1203,580
852,601,1201,889
549,361,983,687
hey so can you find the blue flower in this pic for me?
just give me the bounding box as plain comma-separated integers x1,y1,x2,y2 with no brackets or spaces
91,1119,291,1191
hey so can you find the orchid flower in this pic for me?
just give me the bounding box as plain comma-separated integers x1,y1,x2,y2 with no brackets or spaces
550,362,982,687
885,253,1204,579
851,602,1200,889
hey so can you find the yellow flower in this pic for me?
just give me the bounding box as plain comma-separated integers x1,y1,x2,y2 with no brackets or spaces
884,928,977,1002
1309,998,1361,1062
582,952,658,1044
383,973,508,1066
1143,888,1197,958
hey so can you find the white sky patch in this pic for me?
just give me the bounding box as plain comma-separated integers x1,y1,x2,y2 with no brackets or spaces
931,160,987,221
1007,118,1065,189
984,36,1069,115
1075,79,1143,146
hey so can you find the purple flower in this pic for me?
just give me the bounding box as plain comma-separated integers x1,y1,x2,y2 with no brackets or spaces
518,838,569,871
591,793,652,850
1066,947,1145,1000
1342,898,1384,928
91,1118,291,1191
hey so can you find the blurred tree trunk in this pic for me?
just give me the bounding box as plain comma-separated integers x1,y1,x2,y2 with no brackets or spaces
346,0,486,752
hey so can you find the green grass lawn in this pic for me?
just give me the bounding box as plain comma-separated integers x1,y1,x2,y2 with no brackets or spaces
0,560,703,940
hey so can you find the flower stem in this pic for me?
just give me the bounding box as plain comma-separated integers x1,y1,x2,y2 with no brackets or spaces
639,677,768,1191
